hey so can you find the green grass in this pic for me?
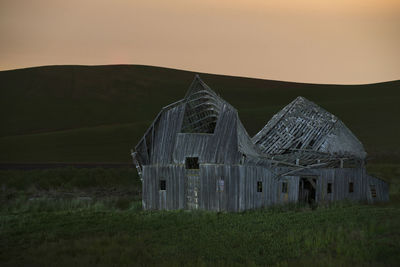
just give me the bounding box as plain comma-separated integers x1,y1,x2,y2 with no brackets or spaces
0,167,139,190
1,200,399,266
0,165,399,266
1,65,399,163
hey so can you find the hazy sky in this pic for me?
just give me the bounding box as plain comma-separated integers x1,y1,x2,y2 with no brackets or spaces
1,0,399,84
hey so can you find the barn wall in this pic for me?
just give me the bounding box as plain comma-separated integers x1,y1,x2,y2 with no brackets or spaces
296,168,389,203
142,164,241,211
151,105,185,165
239,166,272,210
142,164,389,211
173,134,213,164
142,165,186,210
333,168,366,202
237,166,300,211
285,176,300,203
366,175,390,203
146,103,241,166
275,176,299,204
171,104,241,165
329,168,372,202
205,105,240,164
295,168,365,203
179,164,311,211
200,164,240,212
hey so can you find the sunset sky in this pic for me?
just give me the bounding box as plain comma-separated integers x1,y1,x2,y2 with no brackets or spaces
1,0,399,84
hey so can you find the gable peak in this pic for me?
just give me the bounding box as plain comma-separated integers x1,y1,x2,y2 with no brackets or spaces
184,75,218,99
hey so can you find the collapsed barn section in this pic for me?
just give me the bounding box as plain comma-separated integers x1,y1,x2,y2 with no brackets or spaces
132,75,389,211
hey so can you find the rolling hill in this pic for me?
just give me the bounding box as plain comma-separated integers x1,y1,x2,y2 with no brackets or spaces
0,65,399,163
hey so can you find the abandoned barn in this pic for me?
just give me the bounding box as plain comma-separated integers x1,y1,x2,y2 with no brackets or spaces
132,75,389,211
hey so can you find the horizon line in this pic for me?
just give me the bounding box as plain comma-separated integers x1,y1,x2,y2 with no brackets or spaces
1,63,399,86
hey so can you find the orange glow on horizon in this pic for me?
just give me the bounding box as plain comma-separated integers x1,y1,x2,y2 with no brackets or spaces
0,0,399,84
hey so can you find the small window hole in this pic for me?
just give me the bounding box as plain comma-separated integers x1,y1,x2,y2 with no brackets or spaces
327,183,332,194
160,180,166,191
257,181,263,192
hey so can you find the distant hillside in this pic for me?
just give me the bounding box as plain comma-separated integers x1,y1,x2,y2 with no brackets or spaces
0,65,399,163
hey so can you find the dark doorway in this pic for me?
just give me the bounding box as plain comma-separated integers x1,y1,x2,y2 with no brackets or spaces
299,177,317,204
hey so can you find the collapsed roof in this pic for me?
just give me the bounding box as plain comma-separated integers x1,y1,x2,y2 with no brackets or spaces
134,76,367,177
252,96,366,168
183,75,267,162
133,75,270,172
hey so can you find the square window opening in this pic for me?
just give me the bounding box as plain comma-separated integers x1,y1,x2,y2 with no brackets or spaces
327,183,332,194
160,180,166,191
349,182,354,193
257,181,263,192
185,157,199,169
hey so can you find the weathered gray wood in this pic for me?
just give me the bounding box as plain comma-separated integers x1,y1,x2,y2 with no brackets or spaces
134,75,389,211
252,96,366,160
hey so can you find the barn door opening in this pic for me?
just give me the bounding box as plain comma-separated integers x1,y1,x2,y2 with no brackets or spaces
185,157,200,210
299,177,316,204
186,170,200,209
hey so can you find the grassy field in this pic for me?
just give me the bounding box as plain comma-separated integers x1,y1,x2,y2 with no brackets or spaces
1,65,399,163
1,200,399,266
0,65,399,265
0,164,399,266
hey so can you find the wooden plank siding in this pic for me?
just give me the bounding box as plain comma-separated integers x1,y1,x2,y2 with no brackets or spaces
136,75,389,212
366,175,390,203
290,168,389,204
142,165,389,211
142,165,186,210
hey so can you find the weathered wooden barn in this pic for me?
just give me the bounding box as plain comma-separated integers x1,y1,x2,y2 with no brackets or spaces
132,75,389,211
